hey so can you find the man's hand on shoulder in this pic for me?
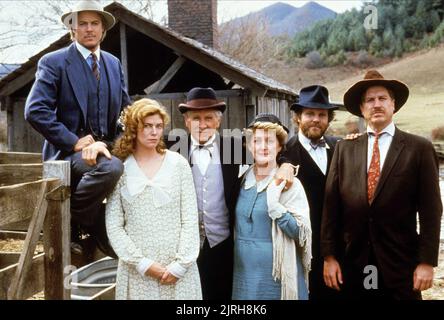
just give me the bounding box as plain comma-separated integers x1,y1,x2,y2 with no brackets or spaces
275,162,297,190
344,133,362,140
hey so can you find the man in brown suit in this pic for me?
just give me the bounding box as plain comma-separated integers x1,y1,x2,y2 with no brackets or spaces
321,70,442,300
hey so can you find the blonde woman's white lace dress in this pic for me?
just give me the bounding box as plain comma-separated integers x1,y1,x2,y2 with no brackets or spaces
106,150,202,300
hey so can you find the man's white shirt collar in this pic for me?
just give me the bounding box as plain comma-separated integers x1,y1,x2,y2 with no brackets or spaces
75,41,101,61
366,122,395,137
298,131,329,150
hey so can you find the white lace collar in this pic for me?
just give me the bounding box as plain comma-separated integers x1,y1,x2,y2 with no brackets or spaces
122,153,172,208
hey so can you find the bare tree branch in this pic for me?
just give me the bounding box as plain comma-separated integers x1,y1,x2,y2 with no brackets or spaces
0,0,157,55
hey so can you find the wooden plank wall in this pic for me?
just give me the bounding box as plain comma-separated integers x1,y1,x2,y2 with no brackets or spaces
10,99,44,153
144,89,246,133
256,97,295,137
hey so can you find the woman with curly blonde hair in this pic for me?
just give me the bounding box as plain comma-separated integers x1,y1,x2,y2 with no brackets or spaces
232,113,312,300
106,98,202,300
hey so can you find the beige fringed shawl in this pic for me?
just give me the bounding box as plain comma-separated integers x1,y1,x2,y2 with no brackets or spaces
242,165,312,300
271,180,312,300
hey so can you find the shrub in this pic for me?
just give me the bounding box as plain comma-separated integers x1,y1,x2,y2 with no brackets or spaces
305,51,324,69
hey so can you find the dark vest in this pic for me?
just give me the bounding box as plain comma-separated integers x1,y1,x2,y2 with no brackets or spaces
80,55,110,139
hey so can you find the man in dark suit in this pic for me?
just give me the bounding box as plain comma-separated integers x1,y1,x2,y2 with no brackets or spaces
280,85,342,300
25,1,131,256
321,70,442,300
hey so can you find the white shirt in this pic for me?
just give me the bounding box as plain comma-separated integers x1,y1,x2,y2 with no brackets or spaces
366,122,395,172
190,134,218,175
75,41,101,68
298,131,329,175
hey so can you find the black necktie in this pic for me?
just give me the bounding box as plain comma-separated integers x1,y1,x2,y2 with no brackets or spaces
310,138,326,150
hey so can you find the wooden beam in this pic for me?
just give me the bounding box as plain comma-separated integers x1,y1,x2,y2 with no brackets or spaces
114,9,267,95
226,81,235,89
0,179,53,228
42,161,71,300
0,66,37,97
120,22,129,90
144,56,186,95
0,231,31,241
134,89,243,101
8,180,52,299
0,163,43,186
0,253,44,300
0,152,42,164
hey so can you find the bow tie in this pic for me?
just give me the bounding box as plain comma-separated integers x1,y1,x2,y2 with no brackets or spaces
195,142,213,149
310,138,326,150
192,142,214,156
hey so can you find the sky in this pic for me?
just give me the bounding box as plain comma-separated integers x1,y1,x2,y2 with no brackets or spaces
0,0,366,63
218,1,365,23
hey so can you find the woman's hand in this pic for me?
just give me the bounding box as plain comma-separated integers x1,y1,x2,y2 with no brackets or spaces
145,262,167,280
160,270,179,285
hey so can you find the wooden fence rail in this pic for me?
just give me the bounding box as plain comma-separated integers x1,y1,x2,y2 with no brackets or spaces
0,160,71,300
0,152,42,164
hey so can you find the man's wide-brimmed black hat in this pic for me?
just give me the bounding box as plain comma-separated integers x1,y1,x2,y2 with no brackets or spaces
247,113,289,133
290,85,338,112
178,87,226,114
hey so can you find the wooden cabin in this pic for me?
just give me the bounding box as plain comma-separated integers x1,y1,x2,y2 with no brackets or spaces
0,2,297,153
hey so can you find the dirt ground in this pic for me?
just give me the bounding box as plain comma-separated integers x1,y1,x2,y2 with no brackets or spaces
1,239,443,300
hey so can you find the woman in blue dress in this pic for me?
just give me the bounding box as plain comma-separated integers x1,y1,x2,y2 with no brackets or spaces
232,113,312,300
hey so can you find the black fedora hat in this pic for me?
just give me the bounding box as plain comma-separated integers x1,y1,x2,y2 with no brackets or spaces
290,85,338,112
247,113,289,133
178,87,226,114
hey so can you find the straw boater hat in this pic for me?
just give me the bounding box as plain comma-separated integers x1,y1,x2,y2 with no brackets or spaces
343,70,409,117
61,0,116,31
178,87,227,114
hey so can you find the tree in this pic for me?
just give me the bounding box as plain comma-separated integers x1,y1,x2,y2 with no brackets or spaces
369,35,383,55
218,16,285,70
0,1,159,57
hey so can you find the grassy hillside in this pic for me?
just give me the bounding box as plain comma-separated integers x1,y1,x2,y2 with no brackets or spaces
325,44,444,137
260,44,444,138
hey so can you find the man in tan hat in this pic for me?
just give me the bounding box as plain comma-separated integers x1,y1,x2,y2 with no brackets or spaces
25,0,131,257
321,70,442,300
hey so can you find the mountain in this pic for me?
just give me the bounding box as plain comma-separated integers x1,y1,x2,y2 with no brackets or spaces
223,1,337,37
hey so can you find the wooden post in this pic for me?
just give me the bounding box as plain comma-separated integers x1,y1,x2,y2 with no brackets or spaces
120,22,129,91
7,179,52,299
42,161,71,300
